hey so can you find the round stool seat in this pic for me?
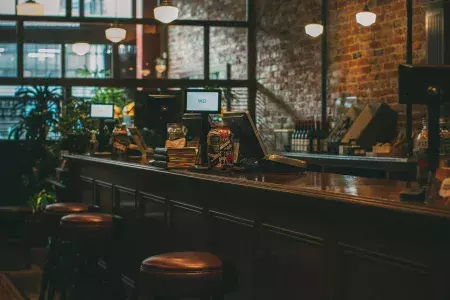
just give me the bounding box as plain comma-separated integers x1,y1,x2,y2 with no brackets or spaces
45,203,90,214
140,252,226,297
60,213,120,230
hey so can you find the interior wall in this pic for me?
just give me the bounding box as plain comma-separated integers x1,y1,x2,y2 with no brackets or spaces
167,0,426,149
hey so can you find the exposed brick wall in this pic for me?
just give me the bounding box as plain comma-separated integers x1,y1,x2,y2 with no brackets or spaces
327,0,426,104
168,0,427,149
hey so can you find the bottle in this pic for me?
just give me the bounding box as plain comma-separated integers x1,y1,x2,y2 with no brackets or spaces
302,121,310,153
440,118,450,156
307,120,314,153
318,121,328,153
291,122,298,152
414,118,429,185
312,121,319,153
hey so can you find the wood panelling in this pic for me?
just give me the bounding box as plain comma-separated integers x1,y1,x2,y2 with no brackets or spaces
65,155,450,300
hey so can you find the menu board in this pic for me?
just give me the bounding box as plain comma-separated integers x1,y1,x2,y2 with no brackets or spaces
185,91,221,113
90,104,114,119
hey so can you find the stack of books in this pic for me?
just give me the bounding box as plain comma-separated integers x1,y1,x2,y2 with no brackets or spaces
152,148,168,169
167,147,198,169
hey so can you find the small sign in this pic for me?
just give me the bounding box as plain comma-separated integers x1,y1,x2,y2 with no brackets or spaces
440,178,450,198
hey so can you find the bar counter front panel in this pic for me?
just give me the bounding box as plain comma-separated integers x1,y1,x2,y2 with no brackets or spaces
65,154,450,300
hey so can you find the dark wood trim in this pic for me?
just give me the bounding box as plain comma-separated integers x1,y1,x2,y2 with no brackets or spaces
112,43,120,79
17,21,24,80
79,0,85,18
204,25,210,80
0,77,249,88
0,15,248,27
321,0,328,126
66,0,72,18
405,0,413,155
247,0,257,121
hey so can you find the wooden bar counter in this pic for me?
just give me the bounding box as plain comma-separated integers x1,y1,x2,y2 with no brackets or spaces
64,154,450,300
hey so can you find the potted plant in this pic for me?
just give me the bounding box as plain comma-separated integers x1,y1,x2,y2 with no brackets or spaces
10,85,61,201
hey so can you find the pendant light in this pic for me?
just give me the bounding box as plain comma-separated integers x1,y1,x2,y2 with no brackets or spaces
305,20,324,38
106,25,126,43
154,0,179,24
105,0,126,43
356,4,376,27
17,0,44,16
72,43,91,56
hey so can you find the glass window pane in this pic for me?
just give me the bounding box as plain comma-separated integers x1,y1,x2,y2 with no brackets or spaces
24,44,62,78
210,27,247,80
119,44,137,79
172,0,246,21
0,86,61,140
65,44,112,78
0,44,17,77
85,0,133,18
0,0,16,15
168,26,204,79
18,0,65,16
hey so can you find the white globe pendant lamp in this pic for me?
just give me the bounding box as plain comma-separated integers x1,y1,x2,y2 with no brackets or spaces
356,4,376,27
106,0,127,43
154,0,179,24
305,21,324,38
72,43,91,56
106,25,127,43
17,0,44,16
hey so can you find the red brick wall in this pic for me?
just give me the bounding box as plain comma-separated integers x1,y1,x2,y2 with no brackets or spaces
168,0,427,149
327,0,426,104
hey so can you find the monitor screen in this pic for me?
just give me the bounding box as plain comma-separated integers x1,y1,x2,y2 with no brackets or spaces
185,90,221,113
90,104,114,119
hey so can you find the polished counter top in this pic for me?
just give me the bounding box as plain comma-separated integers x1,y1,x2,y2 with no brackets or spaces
65,154,450,219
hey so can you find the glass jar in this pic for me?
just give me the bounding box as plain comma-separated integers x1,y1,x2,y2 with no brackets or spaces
207,122,234,169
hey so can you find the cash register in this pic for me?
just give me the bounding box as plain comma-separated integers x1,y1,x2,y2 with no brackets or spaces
181,89,306,172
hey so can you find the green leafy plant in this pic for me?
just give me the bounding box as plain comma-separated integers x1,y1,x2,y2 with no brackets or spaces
29,189,57,212
10,85,60,142
9,85,61,202
76,65,128,108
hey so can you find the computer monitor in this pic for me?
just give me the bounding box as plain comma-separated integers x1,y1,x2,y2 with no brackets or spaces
222,111,268,161
90,103,114,119
184,89,222,114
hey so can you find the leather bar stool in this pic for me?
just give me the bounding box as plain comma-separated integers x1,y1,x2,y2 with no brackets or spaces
39,203,95,300
56,213,124,300
133,252,237,300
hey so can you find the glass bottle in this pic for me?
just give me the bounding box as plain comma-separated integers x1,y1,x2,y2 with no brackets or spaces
414,118,429,185
440,118,450,156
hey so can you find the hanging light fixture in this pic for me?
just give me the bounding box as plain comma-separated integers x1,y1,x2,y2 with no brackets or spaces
72,43,91,56
106,25,127,43
356,4,376,27
305,20,324,38
17,0,44,16
154,0,179,24
105,0,127,43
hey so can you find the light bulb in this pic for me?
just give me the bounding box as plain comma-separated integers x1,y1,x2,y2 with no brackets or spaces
154,1,179,24
105,26,127,43
72,43,90,56
305,23,324,37
356,4,376,27
17,0,44,16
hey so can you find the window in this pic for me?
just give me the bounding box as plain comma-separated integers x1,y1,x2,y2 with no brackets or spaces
210,27,247,80
0,44,17,77
24,44,62,78
17,0,65,16
0,86,61,140
119,44,137,78
65,44,112,78
84,0,133,18
0,0,15,15
168,26,204,79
